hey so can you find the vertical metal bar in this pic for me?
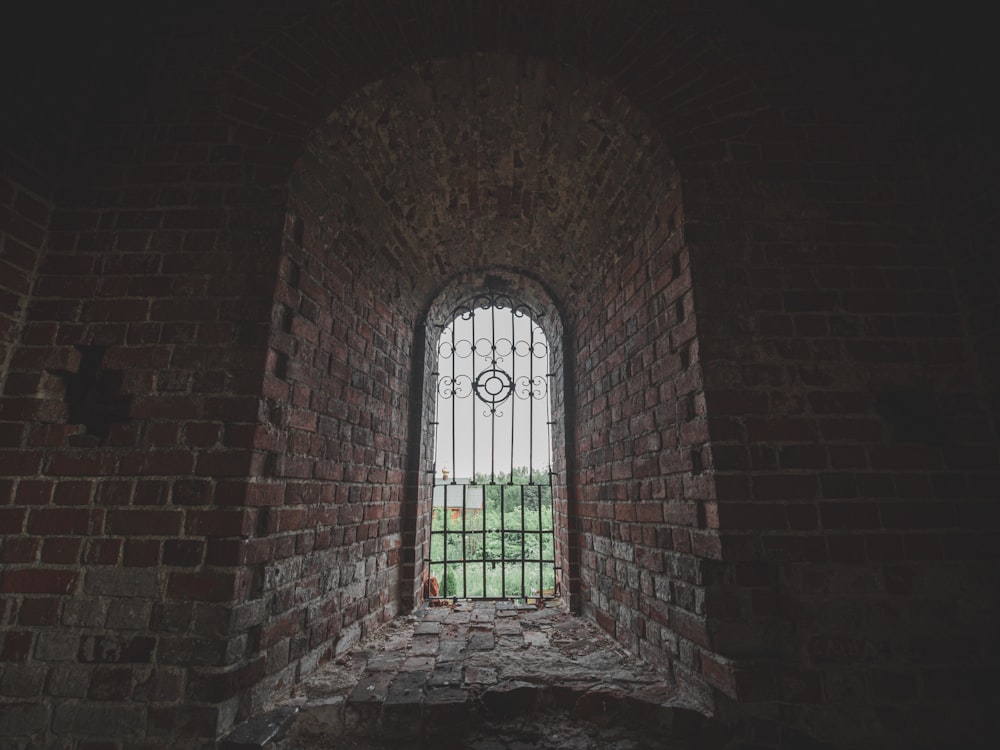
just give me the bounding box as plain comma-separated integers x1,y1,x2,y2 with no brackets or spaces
442,486,448,597
450,322,456,487
538,477,544,595
482,486,488,596
544,361,554,596
489,300,497,484
499,482,506,597
461,484,467,597
521,484,528,599
470,311,476,484
528,318,534,483
509,304,516,480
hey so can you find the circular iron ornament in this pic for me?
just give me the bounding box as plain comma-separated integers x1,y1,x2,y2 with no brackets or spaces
473,367,514,409
493,337,514,360
474,337,495,361
438,340,453,360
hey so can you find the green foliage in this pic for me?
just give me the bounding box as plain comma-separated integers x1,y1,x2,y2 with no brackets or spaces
443,566,459,597
430,468,556,598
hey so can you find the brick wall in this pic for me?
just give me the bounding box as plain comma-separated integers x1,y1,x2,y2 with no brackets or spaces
0,15,286,742
241,203,413,713
676,20,1000,746
574,189,725,705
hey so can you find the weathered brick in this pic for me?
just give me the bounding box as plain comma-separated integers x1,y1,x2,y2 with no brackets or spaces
1,569,77,595
84,569,158,598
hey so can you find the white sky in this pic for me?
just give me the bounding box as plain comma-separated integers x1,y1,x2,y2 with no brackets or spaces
433,306,552,482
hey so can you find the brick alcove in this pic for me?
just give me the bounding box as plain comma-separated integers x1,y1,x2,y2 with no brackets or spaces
0,4,997,749
269,54,728,712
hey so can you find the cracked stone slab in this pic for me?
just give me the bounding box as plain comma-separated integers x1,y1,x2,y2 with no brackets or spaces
365,654,405,673
427,663,463,687
464,665,498,685
348,673,392,704
219,706,298,749
468,631,496,650
414,621,442,635
409,635,440,656
385,671,427,704
524,631,549,647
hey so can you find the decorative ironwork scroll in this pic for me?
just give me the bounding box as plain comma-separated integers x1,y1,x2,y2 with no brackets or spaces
436,293,548,417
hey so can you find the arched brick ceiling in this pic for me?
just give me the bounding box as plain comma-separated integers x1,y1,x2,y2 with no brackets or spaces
221,1,759,162
6,1,935,179
291,54,676,311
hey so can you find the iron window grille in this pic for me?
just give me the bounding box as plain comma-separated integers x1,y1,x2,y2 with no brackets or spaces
428,292,558,600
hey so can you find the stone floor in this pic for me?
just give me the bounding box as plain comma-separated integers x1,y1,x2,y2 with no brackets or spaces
224,599,728,749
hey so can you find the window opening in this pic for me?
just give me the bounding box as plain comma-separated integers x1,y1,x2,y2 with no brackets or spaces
428,292,557,600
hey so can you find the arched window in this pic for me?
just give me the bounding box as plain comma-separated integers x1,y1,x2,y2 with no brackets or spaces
427,292,557,600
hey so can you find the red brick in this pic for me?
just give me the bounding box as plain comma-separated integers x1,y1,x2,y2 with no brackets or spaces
634,503,663,523
171,479,214,506
106,510,183,536
124,539,161,566
18,597,60,626
195,451,252,477
185,509,256,537
1,630,33,661
27,508,95,535
119,451,195,476
167,570,245,602
1,568,77,594
163,540,205,567
1,537,40,562
0,508,26,533
53,481,94,505
41,538,83,564
14,480,54,505
0,450,43,475
83,539,123,565
47,452,118,476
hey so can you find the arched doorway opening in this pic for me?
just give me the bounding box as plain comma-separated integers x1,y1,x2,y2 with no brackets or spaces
428,291,557,600
404,272,576,610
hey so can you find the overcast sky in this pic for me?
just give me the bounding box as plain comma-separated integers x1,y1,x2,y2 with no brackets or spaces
433,306,552,482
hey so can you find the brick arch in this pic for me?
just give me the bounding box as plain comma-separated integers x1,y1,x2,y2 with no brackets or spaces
276,49,723,713
290,53,678,308
403,267,574,613
217,2,760,172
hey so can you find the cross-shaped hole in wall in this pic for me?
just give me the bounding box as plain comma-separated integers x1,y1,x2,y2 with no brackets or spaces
49,345,131,442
